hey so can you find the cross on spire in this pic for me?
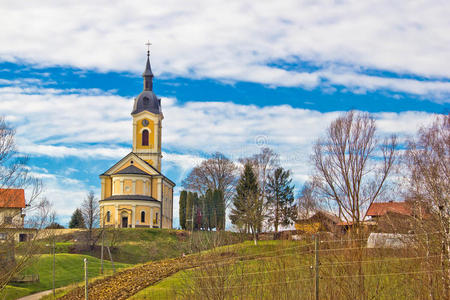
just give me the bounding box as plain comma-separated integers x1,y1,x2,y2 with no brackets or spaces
145,41,152,56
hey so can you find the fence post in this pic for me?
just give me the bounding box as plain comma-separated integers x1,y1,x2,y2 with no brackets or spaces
315,234,319,300
84,258,88,300
52,238,55,298
100,230,104,274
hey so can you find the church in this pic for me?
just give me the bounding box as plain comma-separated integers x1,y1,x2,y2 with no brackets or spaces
99,49,175,229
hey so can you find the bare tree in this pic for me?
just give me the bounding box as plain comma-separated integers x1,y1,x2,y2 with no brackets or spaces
312,111,397,229
404,114,449,299
0,117,46,293
311,111,397,299
297,180,320,220
81,190,99,250
182,152,237,207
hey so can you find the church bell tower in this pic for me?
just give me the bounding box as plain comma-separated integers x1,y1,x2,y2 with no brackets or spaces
131,47,163,171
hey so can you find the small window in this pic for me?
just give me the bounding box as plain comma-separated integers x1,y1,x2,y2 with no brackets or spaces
0,233,6,240
4,217,12,225
142,129,149,146
143,97,149,105
154,212,158,224
106,211,111,223
141,211,146,223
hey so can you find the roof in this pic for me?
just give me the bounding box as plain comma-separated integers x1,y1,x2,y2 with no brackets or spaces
0,189,25,208
131,90,161,115
367,202,412,217
298,210,341,224
114,165,150,176
100,152,175,186
101,195,159,202
131,54,161,115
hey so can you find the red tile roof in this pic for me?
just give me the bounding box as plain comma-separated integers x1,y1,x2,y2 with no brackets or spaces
0,189,26,208
366,202,412,217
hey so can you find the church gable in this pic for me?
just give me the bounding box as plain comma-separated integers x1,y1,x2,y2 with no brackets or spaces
102,153,160,176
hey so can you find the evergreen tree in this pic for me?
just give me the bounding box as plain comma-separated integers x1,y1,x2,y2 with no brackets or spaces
205,189,215,230
214,189,225,230
186,192,194,231
193,192,202,230
69,208,86,229
179,190,187,229
230,163,262,243
266,167,296,232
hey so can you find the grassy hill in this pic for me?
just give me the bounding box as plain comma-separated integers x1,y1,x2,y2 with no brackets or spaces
129,239,439,300
1,254,130,300
1,228,243,299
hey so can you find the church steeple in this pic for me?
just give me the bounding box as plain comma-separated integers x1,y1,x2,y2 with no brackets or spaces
143,42,153,91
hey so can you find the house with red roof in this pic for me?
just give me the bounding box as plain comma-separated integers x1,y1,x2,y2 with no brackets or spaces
0,189,28,242
366,201,413,219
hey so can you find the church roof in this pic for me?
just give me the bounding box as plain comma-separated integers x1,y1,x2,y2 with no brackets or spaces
131,52,161,115
100,152,176,186
101,195,159,202
131,90,161,115
114,165,150,176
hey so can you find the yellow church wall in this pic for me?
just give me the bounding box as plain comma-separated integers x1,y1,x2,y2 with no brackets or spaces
136,118,155,150
124,179,132,194
104,178,112,198
136,180,143,194
153,207,160,225
113,180,120,195
102,205,116,226
135,205,151,226
152,180,158,199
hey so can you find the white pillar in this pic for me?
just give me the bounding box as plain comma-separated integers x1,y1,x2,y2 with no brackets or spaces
115,204,119,228
132,180,136,194
101,178,105,200
132,205,136,228
120,180,124,194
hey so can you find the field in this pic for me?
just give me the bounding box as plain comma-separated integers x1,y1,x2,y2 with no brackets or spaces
1,228,244,300
3,230,446,299
129,238,444,300
1,254,130,300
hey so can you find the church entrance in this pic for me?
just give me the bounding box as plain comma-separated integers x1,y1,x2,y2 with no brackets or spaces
122,217,128,228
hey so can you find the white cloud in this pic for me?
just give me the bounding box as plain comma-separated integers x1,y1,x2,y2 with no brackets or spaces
1,85,439,183
0,0,449,98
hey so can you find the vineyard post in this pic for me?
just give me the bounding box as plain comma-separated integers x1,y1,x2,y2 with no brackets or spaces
100,230,104,274
314,234,319,300
84,258,88,300
52,237,55,298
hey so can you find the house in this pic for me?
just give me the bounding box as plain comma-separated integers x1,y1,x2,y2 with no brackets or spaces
0,189,25,229
366,201,414,219
0,188,33,242
295,210,341,233
367,200,429,233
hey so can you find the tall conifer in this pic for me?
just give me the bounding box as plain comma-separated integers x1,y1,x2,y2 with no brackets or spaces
179,190,187,230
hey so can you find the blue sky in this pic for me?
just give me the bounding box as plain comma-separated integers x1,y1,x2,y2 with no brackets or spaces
0,0,448,227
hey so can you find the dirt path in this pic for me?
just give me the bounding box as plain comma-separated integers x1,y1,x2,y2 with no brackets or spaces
17,290,53,300
58,253,238,300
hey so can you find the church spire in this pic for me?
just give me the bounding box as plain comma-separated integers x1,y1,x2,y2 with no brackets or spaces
143,41,153,91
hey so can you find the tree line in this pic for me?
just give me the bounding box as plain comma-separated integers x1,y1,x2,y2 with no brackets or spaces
180,149,297,244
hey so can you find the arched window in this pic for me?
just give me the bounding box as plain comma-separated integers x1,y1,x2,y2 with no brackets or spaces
141,211,146,223
106,211,111,223
142,129,149,146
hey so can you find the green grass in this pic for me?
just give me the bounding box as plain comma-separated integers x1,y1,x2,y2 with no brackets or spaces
1,253,130,300
127,239,434,300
